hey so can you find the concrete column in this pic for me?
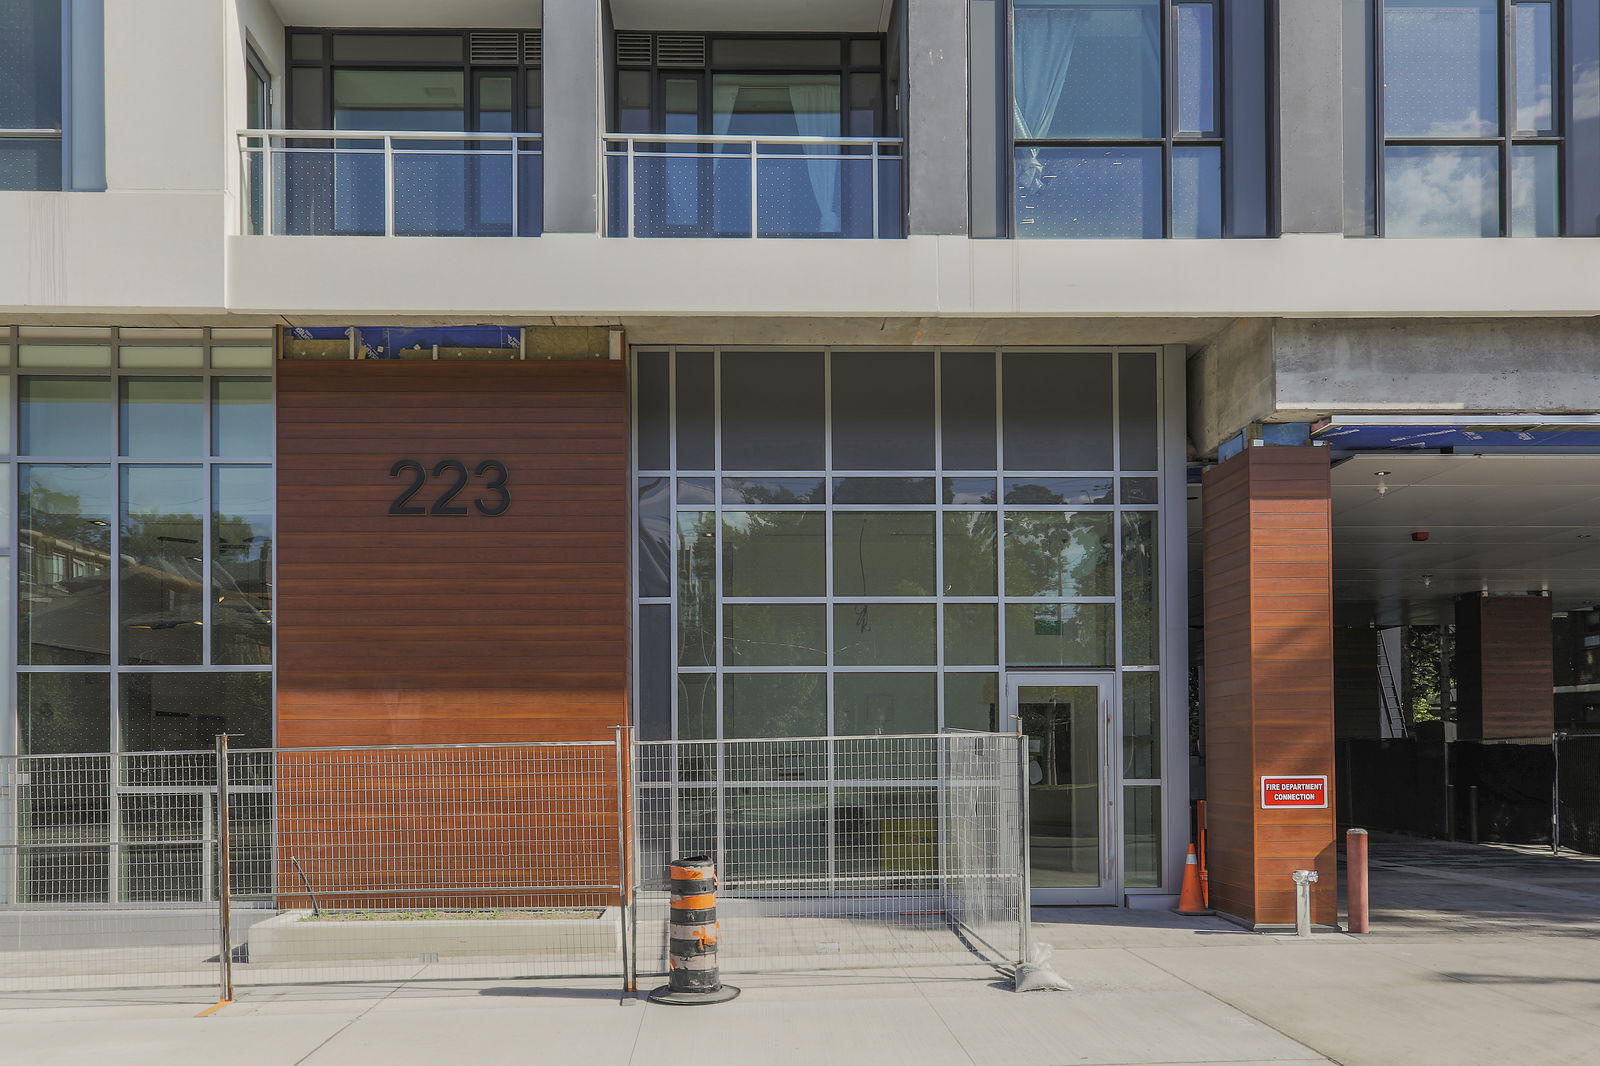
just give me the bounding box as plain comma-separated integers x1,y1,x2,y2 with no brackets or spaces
1454,595,1555,740
905,0,969,235
542,0,602,234
1202,446,1337,928
1277,0,1346,234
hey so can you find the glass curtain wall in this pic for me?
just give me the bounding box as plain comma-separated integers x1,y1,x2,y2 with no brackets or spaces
1377,0,1562,236
1,326,275,904
633,347,1166,889
0,0,63,190
1012,0,1222,237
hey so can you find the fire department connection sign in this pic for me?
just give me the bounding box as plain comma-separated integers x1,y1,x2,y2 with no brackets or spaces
1260,775,1329,809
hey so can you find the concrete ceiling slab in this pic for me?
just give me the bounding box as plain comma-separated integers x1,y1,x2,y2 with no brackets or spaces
608,0,894,33
271,1,540,29
1331,454,1600,624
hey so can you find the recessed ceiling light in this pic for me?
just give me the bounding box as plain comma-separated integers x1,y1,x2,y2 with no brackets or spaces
1374,471,1392,477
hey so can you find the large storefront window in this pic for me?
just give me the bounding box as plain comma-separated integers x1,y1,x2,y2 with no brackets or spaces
2,325,274,903
634,347,1171,894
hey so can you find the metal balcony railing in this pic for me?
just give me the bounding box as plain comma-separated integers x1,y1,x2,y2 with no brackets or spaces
604,134,904,239
238,130,542,237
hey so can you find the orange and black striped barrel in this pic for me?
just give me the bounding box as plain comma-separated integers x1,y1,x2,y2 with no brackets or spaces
666,855,722,993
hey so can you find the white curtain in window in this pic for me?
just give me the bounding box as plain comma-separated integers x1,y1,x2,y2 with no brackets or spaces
1013,6,1086,192
788,81,843,232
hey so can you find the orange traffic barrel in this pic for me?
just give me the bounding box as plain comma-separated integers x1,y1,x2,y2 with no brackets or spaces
648,855,740,1005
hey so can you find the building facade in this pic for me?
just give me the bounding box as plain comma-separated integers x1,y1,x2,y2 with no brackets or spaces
3,0,1599,926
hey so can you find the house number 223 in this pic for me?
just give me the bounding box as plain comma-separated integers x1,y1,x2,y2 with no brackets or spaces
388,459,510,516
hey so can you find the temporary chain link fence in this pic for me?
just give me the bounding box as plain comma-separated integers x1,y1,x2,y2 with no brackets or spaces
632,733,1025,977
0,731,1026,998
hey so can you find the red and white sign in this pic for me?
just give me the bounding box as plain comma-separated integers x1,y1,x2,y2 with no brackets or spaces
1260,775,1329,809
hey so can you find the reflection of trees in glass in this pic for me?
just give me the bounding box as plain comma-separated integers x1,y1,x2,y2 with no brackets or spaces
724,604,825,666
1004,511,1112,598
943,511,996,595
213,508,273,664
833,512,934,596
723,478,824,504
677,512,717,666
21,472,113,665
1120,512,1156,665
121,495,204,665
722,510,825,596
725,673,825,737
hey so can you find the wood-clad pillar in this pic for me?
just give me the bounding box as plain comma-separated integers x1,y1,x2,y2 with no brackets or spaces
1202,447,1337,927
1455,594,1554,740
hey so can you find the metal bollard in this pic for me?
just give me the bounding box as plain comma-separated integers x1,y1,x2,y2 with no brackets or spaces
1292,869,1319,938
1346,829,1370,935
648,855,740,1005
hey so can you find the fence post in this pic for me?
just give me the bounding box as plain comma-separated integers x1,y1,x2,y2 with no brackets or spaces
614,725,636,998
1552,732,1563,856
1016,732,1034,968
215,734,234,1004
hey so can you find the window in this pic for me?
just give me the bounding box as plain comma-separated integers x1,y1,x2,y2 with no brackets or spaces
0,0,63,190
608,33,899,238
1378,0,1562,236
3,325,275,904
273,28,543,236
1012,0,1222,238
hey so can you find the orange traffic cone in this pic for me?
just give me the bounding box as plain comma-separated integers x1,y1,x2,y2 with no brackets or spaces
1174,843,1212,915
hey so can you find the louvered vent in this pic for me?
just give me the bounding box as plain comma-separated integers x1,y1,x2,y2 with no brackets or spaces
523,31,543,66
656,34,706,66
469,32,520,64
616,33,653,66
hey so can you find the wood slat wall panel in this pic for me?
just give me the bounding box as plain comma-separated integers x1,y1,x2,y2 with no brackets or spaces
1202,448,1337,928
276,360,630,748
274,361,630,907
1455,594,1555,739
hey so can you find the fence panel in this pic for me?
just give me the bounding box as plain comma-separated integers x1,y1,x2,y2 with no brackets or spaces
230,742,626,987
632,734,1025,977
0,751,234,991
2,733,1026,995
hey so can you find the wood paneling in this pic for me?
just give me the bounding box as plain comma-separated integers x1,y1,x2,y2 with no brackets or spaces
274,360,629,907
275,360,629,745
1202,448,1337,927
1455,595,1554,740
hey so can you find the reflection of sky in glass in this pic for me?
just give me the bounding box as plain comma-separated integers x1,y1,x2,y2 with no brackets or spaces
1514,2,1555,133
1171,146,1222,239
1511,144,1560,236
1383,1,1498,137
1383,145,1499,237
1175,4,1216,133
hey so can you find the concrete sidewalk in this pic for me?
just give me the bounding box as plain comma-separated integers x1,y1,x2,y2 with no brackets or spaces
1,839,1596,1066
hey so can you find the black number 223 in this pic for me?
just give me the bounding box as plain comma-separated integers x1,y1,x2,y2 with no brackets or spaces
389,459,510,516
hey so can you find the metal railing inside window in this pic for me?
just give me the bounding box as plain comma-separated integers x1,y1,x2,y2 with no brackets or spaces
1375,0,1563,237
237,130,543,237
603,134,904,239
1011,0,1222,239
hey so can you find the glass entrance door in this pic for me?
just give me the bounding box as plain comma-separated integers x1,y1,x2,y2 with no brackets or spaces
1007,673,1117,905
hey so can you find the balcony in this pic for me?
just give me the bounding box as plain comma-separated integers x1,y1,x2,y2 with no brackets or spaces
603,134,902,239
239,130,542,237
